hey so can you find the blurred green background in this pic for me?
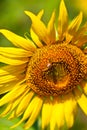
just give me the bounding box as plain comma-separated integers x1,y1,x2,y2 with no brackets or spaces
0,0,87,130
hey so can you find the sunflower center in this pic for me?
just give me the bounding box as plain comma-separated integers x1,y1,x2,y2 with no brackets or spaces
26,43,87,97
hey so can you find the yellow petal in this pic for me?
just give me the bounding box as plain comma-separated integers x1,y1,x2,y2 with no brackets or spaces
1,90,26,117
0,103,12,117
0,81,18,94
25,11,50,44
77,35,87,47
16,91,34,116
58,0,68,40
78,94,87,115
65,12,83,44
8,111,16,120
72,22,87,43
42,99,52,129
24,97,43,129
65,32,73,43
64,94,77,128
0,76,24,95
12,91,28,111
47,11,56,43
0,74,19,84
0,64,27,76
68,12,83,35
0,47,33,58
37,9,44,19
30,10,44,48
83,82,87,94
23,96,41,120
0,83,27,106
0,29,36,51
50,99,64,130
11,96,43,128
8,91,28,119
0,86,12,95
0,55,28,65
0,80,24,95
74,89,87,115
30,28,43,47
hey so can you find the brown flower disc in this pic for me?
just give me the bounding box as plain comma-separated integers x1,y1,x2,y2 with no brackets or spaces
26,43,87,97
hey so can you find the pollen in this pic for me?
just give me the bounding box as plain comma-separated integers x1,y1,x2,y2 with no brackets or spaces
26,43,87,97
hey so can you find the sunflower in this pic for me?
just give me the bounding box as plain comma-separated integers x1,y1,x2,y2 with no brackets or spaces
0,0,87,129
